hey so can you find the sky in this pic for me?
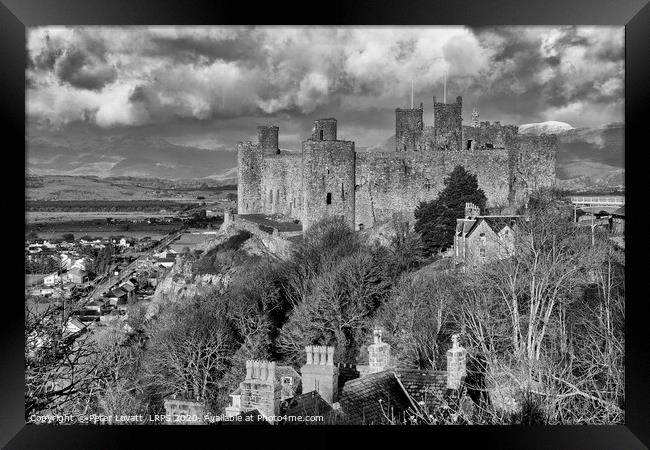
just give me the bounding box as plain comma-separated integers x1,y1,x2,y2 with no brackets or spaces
26,26,624,151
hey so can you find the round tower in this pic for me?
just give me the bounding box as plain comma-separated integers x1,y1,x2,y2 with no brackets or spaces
237,140,264,214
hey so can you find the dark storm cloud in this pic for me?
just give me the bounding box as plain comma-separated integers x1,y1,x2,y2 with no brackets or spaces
145,29,264,65
55,47,117,91
27,26,624,144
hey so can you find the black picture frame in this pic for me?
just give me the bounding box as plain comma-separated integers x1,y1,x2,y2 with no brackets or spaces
4,0,648,447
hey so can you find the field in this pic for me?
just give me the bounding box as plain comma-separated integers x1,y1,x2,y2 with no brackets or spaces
26,175,237,202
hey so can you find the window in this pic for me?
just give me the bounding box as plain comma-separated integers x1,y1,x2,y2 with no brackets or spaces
269,190,273,204
326,193,332,205
341,183,345,200
358,223,364,231
282,376,293,385
319,130,324,140
467,140,473,150
480,247,486,257
485,143,493,149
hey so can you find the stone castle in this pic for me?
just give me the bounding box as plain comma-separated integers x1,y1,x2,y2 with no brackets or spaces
237,94,557,231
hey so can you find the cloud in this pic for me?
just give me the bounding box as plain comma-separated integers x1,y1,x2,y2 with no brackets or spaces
27,25,624,145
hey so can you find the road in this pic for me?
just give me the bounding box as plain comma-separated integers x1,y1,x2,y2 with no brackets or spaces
85,228,185,301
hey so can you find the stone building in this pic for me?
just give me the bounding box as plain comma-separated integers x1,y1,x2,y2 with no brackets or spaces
224,330,470,424
237,93,557,231
224,360,301,423
453,202,518,270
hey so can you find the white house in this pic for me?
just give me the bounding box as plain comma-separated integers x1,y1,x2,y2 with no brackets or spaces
43,272,62,287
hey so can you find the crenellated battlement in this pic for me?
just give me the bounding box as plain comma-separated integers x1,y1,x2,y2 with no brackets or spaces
235,90,557,232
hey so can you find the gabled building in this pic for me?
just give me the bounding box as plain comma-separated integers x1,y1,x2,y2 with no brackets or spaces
454,202,518,271
224,331,469,425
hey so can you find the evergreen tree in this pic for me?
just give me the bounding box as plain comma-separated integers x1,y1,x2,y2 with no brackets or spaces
414,165,487,256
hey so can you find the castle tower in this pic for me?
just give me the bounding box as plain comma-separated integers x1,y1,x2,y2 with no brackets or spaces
258,125,280,155
471,106,480,128
312,118,337,141
302,118,355,230
368,329,391,374
237,140,264,215
433,95,463,151
395,105,424,152
301,345,339,405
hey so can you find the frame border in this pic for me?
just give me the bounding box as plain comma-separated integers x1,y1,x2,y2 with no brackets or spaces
4,0,648,447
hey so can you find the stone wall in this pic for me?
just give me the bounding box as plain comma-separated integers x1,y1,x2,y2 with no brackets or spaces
236,103,557,232
302,139,355,230
512,134,557,205
354,149,512,230
259,153,303,218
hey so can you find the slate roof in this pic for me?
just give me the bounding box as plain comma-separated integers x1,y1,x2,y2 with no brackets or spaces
108,288,127,298
456,219,477,236
338,370,416,424
120,283,136,292
466,216,518,238
394,369,450,410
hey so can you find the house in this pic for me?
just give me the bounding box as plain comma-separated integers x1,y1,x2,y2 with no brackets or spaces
119,281,136,303
25,274,47,287
454,202,518,271
84,299,104,313
155,256,176,269
64,317,87,335
65,267,88,284
116,296,129,315
224,330,469,425
106,287,128,307
225,364,302,421
43,272,63,287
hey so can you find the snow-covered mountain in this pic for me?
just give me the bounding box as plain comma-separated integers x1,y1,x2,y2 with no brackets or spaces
518,121,575,135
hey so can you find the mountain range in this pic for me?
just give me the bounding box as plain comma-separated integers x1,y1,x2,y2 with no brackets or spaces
26,121,624,192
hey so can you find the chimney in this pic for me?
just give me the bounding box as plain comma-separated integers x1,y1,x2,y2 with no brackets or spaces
368,329,391,373
465,202,480,220
301,345,339,405
446,334,467,389
238,359,281,422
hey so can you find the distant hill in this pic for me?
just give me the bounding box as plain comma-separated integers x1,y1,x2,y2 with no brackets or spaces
27,134,238,181
27,122,623,192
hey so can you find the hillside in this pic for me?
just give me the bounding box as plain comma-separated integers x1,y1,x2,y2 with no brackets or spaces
27,134,238,180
